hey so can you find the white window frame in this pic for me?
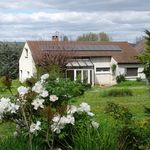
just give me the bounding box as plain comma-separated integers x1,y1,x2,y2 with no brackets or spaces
95,67,110,74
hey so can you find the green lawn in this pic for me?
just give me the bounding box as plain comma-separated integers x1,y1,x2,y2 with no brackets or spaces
71,81,150,123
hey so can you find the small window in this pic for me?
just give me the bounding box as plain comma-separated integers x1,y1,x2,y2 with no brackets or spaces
96,67,110,72
27,71,30,77
25,48,28,58
126,68,138,76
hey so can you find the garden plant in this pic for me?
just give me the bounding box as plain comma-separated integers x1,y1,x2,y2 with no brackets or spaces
0,74,99,150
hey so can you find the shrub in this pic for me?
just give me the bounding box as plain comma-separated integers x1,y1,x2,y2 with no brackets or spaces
102,88,133,97
136,77,142,82
105,102,133,124
116,74,125,84
0,73,99,150
111,64,117,75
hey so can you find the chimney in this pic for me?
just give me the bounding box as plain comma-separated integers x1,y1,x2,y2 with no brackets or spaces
52,32,59,41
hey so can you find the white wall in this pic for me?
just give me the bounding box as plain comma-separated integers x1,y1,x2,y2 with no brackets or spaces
19,43,37,82
117,64,145,80
91,57,112,85
91,57,146,85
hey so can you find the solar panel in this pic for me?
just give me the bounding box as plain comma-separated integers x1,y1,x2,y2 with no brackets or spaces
40,44,122,51
74,45,122,51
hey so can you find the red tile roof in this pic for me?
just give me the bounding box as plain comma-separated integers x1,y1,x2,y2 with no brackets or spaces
27,41,140,64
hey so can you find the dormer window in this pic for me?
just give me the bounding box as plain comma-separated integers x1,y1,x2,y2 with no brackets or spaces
25,48,28,58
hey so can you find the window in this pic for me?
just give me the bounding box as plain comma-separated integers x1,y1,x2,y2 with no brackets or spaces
96,67,110,73
126,68,138,76
27,71,30,77
25,48,28,58
67,70,74,80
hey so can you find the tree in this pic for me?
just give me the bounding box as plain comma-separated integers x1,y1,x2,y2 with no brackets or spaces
99,32,112,41
77,32,98,41
138,30,150,84
0,42,23,79
76,32,111,41
63,35,69,41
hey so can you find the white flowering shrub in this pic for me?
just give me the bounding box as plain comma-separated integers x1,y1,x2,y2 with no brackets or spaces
0,74,99,150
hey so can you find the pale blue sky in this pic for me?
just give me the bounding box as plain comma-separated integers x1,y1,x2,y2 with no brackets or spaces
0,0,150,42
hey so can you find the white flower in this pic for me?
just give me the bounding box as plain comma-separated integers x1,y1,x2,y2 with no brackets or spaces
91,121,99,129
0,98,11,116
30,121,41,133
51,114,75,133
32,81,44,94
78,102,91,113
0,97,19,118
31,98,44,110
9,103,19,113
40,90,49,98
87,112,95,117
17,86,29,96
67,105,77,114
51,123,62,134
50,95,58,102
52,114,61,122
41,74,49,81
66,115,75,125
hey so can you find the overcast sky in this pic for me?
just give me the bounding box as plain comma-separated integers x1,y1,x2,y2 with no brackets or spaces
0,0,150,42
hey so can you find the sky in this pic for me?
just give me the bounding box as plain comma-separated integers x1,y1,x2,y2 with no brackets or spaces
0,0,150,42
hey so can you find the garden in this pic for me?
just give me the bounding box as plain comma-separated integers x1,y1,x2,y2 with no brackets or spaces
0,73,150,150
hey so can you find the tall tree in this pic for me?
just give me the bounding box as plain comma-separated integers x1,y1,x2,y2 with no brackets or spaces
0,42,23,79
99,32,112,41
138,30,150,84
76,32,111,41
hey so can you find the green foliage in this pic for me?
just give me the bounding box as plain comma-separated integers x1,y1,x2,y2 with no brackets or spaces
63,35,69,41
76,32,111,41
116,74,125,83
117,125,142,150
136,77,142,82
105,102,133,124
102,88,133,97
114,80,146,87
45,78,86,99
0,135,43,150
138,30,150,83
111,64,116,75
0,42,23,79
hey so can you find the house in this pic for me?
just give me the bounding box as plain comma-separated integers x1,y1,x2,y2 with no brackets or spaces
134,39,146,53
19,39,145,85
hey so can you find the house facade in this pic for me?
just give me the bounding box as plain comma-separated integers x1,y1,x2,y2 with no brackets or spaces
19,41,145,85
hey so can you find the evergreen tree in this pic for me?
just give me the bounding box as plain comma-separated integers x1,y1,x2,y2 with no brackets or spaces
138,30,150,84
0,42,23,79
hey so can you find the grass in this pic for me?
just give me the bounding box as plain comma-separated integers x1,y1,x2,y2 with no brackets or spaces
70,81,150,122
101,88,133,97
0,79,20,97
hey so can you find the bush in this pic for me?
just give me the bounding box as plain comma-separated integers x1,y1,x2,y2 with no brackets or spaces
102,88,133,97
0,73,99,150
114,80,146,87
136,77,142,82
116,75,125,84
45,78,86,98
105,102,133,124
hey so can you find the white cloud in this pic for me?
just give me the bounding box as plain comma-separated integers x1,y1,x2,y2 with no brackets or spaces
0,0,150,42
